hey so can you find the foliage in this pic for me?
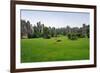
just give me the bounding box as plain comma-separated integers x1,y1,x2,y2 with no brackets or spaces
28,33,33,38
43,27,51,39
67,33,78,40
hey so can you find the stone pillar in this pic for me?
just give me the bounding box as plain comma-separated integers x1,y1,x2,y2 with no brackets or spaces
82,24,87,37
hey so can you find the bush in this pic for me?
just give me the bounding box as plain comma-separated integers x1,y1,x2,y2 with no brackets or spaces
87,33,89,38
71,34,78,40
56,40,62,42
43,35,51,39
67,33,78,40
76,33,81,38
68,33,71,39
28,33,33,38
32,33,39,38
80,35,85,38
76,33,86,38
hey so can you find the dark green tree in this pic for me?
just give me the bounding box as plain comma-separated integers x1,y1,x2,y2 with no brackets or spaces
43,27,51,39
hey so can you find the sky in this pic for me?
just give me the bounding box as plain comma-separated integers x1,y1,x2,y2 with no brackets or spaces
21,9,90,28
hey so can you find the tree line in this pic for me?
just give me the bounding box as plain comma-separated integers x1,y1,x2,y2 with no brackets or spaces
21,20,89,40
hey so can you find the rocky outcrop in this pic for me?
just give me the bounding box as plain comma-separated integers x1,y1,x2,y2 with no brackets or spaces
21,20,33,38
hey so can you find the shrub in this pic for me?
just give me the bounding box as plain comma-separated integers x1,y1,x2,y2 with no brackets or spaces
32,33,39,38
71,34,78,40
87,33,89,38
67,33,78,40
43,35,51,39
76,33,85,38
76,33,81,38
28,33,33,38
56,40,61,42
68,33,71,39
80,35,85,38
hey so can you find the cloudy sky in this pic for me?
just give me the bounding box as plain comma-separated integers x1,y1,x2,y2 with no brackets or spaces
21,9,90,28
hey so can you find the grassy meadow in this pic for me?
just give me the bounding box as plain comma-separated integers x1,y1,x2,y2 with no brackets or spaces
21,36,89,63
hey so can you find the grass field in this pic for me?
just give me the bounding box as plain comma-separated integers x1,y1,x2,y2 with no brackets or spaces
21,36,89,63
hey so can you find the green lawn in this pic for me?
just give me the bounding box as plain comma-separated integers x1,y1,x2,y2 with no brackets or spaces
21,36,89,63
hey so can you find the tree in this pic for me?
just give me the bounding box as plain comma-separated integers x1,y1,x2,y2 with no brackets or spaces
32,26,39,38
50,27,57,37
43,27,51,39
